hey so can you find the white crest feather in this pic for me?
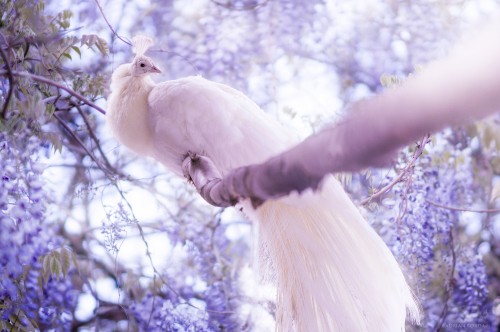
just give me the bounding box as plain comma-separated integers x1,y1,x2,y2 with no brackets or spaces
132,35,154,56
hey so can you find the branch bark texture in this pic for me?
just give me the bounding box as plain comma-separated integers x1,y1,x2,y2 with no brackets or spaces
183,20,500,208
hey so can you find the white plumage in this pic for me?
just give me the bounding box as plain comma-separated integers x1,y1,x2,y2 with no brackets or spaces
107,36,420,331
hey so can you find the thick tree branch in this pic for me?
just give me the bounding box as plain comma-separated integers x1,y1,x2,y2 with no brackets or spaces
183,20,500,208
70,303,128,331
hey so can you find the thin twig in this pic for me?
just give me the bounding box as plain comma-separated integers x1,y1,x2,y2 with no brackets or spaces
434,228,457,331
74,104,116,171
114,188,235,316
109,185,227,319
46,163,101,169
95,0,201,76
10,309,21,331
361,134,429,205
94,0,131,46
395,167,413,226
150,48,201,75
110,185,179,295
211,0,269,11
425,199,500,214
53,113,109,174
0,69,106,114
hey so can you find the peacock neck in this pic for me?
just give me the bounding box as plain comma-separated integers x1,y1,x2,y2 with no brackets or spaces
107,75,156,156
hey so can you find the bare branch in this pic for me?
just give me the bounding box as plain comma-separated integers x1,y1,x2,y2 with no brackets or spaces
210,0,269,11
74,104,116,172
425,199,500,214
434,228,457,331
0,69,106,114
360,135,429,205
70,304,128,331
53,113,110,174
150,48,201,75
94,0,132,46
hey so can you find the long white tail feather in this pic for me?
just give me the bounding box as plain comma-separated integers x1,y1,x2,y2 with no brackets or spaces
244,176,420,331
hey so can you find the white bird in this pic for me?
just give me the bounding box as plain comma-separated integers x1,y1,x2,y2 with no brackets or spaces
107,36,420,332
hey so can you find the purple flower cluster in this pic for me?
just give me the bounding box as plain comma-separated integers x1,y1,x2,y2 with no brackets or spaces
130,294,211,332
129,209,250,331
102,203,131,254
179,219,248,331
0,128,77,330
449,252,494,328
379,138,497,330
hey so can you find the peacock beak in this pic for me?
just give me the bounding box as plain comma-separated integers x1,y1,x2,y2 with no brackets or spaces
151,65,162,73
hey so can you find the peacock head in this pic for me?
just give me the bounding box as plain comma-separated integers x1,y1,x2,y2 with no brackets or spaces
131,55,162,77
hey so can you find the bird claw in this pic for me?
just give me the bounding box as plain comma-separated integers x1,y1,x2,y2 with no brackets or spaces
182,152,222,187
182,152,196,183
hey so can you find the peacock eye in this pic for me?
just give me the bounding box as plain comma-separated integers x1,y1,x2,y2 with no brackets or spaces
140,63,146,68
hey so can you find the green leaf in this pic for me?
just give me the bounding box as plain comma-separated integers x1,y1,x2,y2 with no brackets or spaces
15,47,25,62
71,45,81,58
7,309,38,331
35,1,44,13
71,249,79,270
42,255,51,284
46,103,55,117
490,182,500,203
62,52,72,60
38,272,43,292
52,250,61,261
19,85,29,97
62,9,73,20
50,255,60,280
335,172,352,187
45,132,63,154
39,247,76,283
81,34,109,55
60,247,71,277
380,74,402,88
95,36,109,55
380,74,393,88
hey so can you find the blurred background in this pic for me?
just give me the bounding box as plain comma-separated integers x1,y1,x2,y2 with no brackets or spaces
0,0,499,330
